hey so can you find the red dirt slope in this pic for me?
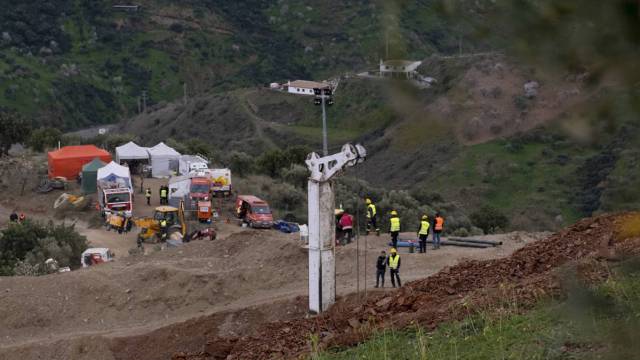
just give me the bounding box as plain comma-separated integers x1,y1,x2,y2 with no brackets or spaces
174,213,640,360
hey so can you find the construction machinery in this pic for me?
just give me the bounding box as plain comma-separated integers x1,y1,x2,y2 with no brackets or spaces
135,201,187,244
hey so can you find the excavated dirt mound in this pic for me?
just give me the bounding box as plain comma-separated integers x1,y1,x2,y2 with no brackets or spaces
174,213,640,360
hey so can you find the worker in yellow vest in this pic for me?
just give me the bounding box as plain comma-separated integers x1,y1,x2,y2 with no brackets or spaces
389,210,400,249
433,212,445,249
388,248,401,288
417,215,430,253
145,187,152,206
365,198,380,236
160,186,168,205
160,219,168,241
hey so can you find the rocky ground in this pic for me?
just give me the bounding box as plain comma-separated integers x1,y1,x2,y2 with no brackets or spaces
172,212,640,360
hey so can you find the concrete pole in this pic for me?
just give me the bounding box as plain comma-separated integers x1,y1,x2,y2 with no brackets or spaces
321,96,328,156
308,180,336,314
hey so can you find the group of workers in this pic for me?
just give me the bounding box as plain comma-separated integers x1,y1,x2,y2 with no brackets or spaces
365,198,445,288
145,186,169,206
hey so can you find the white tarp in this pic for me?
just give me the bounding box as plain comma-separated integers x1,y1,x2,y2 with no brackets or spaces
115,141,149,163
147,142,181,178
179,155,209,175
97,161,132,189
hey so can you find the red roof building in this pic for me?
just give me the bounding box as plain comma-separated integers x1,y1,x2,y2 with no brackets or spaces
48,145,112,179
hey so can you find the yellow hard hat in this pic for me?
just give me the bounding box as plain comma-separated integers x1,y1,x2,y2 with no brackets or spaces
390,210,398,216
422,215,428,220
365,198,372,205
390,247,397,253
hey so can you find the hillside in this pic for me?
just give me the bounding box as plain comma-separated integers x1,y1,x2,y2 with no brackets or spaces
0,0,484,130
2,0,638,232
117,51,640,231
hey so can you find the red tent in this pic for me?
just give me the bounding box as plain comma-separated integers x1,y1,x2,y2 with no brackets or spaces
48,145,112,179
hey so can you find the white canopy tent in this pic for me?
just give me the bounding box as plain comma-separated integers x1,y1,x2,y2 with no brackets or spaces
97,161,132,189
115,141,149,163
147,142,181,178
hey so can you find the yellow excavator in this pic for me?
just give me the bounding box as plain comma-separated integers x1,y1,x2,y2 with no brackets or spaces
135,200,187,245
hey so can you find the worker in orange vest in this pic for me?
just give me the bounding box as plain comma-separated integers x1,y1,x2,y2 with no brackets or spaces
432,212,444,249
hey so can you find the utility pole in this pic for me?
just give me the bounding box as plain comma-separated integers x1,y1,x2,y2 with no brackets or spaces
386,30,389,60
137,97,141,114
321,96,328,156
183,83,188,105
306,144,367,314
141,90,148,113
314,87,334,156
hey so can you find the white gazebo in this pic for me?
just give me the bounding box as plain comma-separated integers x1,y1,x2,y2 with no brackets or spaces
97,161,132,189
115,141,149,164
147,142,181,178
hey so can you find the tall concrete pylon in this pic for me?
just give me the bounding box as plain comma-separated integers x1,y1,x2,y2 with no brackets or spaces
306,144,366,314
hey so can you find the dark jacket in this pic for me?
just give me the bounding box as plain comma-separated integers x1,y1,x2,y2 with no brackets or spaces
376,255,387,270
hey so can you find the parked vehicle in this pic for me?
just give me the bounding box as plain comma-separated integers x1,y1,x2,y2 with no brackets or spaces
179,155,208,175
190,177,211,202
134,201,187,244
235,195,274,228
81,248,114,267
197,200,212,222
209,168,232,196
97,162,133,217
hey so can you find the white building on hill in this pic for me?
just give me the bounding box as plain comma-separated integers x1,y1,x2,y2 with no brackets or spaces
379,59,422,78
287,80,330,96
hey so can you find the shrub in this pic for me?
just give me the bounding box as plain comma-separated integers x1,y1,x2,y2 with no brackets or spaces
0,221,88,276
269,182,305,212
513,95,529,111
256,146,311,178
0,111,31,155
410,187,444,205
282,164,308,189
256,149,285,177
228,151,255,177
27,127,63,152
469,226,485,236
470,205,509,234
451,227,470,237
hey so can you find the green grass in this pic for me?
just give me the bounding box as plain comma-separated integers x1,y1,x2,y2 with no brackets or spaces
317,258,640,360
284,125,361,145
424,137,595,227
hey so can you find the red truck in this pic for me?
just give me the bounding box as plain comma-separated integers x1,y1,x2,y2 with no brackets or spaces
190,177,212,221
235,195,274,229
190,177,211,201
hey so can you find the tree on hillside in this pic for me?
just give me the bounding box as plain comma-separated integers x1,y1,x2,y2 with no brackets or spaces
228,151,254,177
27,127,63,152
0,111,31,156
